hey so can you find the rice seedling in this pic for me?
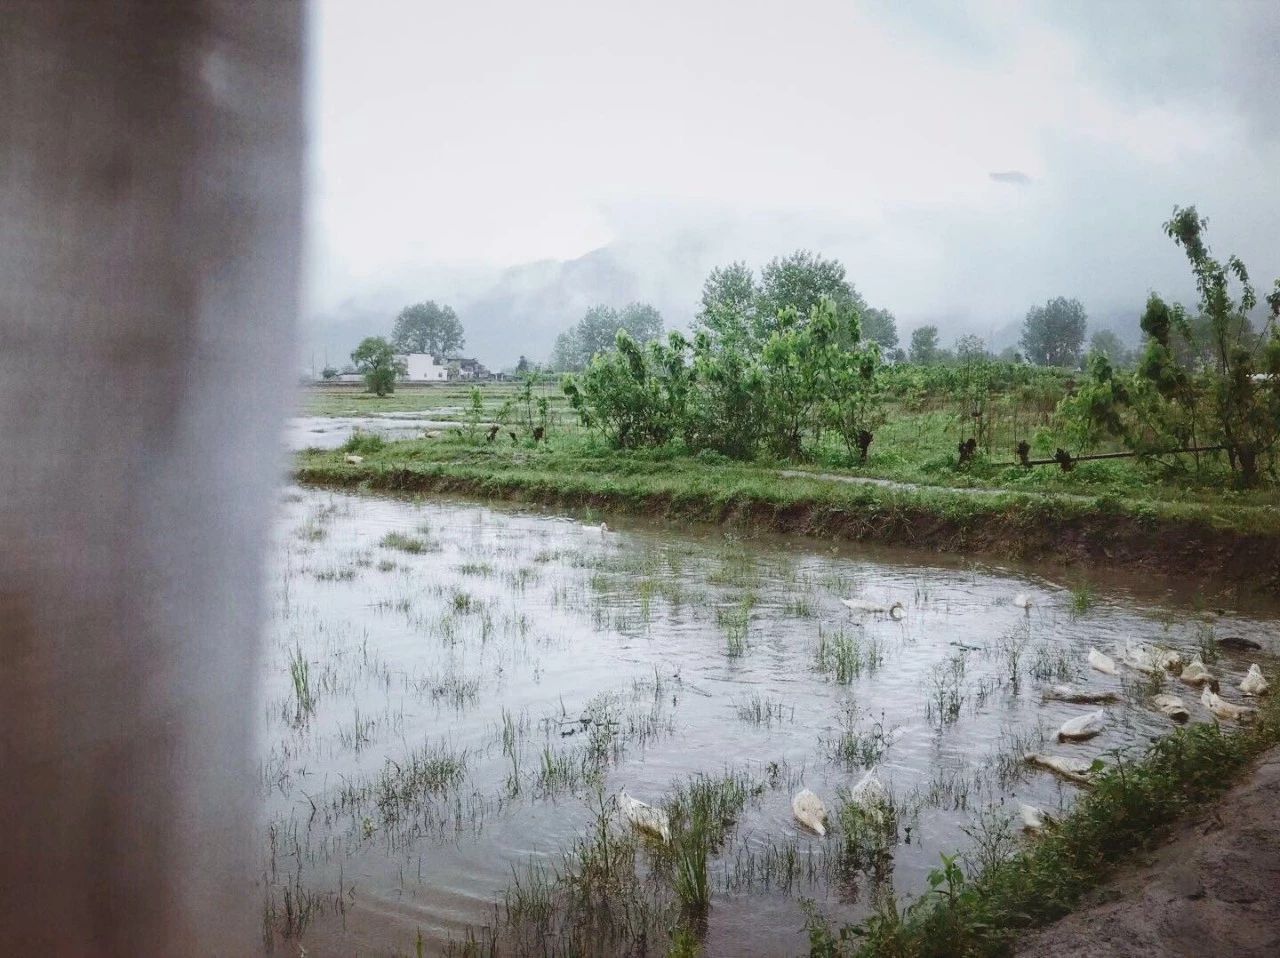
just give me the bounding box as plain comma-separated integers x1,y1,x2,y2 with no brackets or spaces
380,530,436,554
815,626,884,683
1028,643,1075,682
824,705,897,768
926,654,966,728
287,645,315,723
716,599,751,658
733,694,792,726
457,561,494,577
1069,581,1097,615
992,623,1030,688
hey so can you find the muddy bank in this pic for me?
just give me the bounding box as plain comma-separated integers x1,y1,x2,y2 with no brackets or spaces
294,463,1280,590
1017,746,1280,958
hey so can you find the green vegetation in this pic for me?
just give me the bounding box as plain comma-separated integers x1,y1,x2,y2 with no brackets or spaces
805,686,1280,957
551,302,664,372
391,300,465,356
351,336,405,397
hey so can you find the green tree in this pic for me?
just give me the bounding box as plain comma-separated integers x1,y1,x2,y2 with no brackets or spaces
350,336,404,397
909,326,941,364
320,365,338,380
515,354,530,373
1021,297,1088,367
756,250,867,343
390,301,465,357
551,302,664,371
696,262,759,343
859,307,899,351
1087,329,1132,367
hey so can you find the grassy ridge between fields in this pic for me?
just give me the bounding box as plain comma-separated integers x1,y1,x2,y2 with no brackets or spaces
295,439,1280,589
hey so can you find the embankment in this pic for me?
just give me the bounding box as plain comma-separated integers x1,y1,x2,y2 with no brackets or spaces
295,447,1280,590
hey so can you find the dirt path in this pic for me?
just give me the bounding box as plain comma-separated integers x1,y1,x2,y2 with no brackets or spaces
1017,746,1280,958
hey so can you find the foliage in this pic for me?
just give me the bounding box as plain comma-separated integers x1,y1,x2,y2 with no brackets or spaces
860,307,900,352
1021,296,1087,367
1087,329,1132,368
563,330,692,449
391,301,465,357
565,294,882,463
806,685,1280,956
1056,206,1280,486
909,326,941,365
320,365,338,380
351,336,405,397
551,303,664,371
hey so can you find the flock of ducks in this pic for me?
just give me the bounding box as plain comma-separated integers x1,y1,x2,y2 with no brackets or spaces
617,590,1271,845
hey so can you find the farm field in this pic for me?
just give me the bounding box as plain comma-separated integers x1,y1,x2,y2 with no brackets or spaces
260,484,1280,956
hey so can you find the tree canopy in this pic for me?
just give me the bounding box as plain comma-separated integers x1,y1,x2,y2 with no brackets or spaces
550,303,664,371
390,301,465,357
351,336,404,396
908,325,941,364
860,307,899,352
1021,296,1088,367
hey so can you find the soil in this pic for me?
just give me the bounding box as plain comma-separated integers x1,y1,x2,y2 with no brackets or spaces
1017,746,1280,958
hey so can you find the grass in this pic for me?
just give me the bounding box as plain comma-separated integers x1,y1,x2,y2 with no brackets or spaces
816,626,885,683
805,674,1280,956
380,530,436,553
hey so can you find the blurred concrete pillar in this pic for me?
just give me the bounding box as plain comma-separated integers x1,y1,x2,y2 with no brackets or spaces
0,2,304,954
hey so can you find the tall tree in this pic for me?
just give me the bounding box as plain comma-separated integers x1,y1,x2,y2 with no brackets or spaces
696,262,758,342
351,336,404,397
860,307,899,351
550,303,664,371
1087,329,1132,367
1020,296,1088,367
756,250,867,342
909,325,941,364
390,301,465,357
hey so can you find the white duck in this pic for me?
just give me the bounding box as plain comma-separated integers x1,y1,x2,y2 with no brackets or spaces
1025,752,1095,785
1012,594,1033,611
1154,647,1185,672
1152,693,1190,722
1019,803,1053,833
1180,656,1213,687
1117,640,1160,674
1087,648,1117,675
598,522,610,533
840,598,904,619
1240,664,1269,697
791,788,828,836
1056,709,1107,742
1044,685,1119,705
344,453,364,465
617,789,670,843
846,770,892,825
1201,687,1257,723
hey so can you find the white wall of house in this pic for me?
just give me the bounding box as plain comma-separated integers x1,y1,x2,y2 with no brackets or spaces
401,353,448,382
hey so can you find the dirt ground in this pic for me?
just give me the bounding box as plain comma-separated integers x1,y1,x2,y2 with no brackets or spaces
1017,746,1280,958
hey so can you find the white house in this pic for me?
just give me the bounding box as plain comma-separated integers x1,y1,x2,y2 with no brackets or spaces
399,353,448,382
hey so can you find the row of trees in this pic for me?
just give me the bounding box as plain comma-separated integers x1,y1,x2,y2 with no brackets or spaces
564,253,888,462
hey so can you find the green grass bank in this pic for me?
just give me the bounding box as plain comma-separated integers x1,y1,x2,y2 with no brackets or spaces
294,436,1280,590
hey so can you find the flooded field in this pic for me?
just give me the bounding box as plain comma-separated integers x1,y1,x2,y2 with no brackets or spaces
260,487,1277,956
287,414,464,450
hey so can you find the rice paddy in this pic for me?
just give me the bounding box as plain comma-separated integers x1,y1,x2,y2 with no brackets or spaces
259,487,1278,955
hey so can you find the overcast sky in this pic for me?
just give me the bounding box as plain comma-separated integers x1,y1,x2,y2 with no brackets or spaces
305,0,1280,364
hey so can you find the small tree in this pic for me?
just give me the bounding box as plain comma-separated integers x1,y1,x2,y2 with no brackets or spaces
320,366,338,380
351,336,404,397
551,303,665,371
1021,297,1088,367
909,326,941,364
391,301,465,357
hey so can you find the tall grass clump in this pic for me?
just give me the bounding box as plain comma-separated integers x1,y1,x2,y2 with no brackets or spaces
815,626,884,683
288,645,315,723
380,530,435,554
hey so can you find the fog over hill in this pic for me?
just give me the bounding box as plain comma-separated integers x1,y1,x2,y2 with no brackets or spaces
302,0,1280,372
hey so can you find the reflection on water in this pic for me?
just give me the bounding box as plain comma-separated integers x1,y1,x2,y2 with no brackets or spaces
260,487,1277,956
